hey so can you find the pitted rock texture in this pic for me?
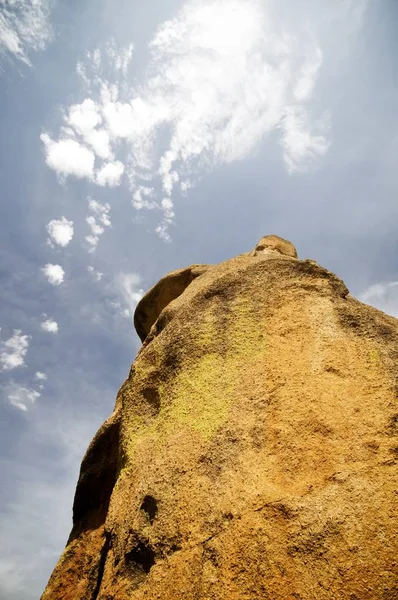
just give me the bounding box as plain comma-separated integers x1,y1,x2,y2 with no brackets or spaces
42,236,398,600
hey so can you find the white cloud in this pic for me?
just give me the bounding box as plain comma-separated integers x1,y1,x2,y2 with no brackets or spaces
101,101,135,138
85,217,103,252
132,186,157,210
96,161,124,187
85,235,100,251
41,264,65,286
155,198,175,243
0,330,30,371
86,129,112,160
87,266,103,282
7,382,40,411
40,134,95,180
359,282,398,318
41,319,59,334
46,217,74,248
35,372,47,381
41,0,334,240
84,199,111,252
86,216,104,237
0,0,53,64
115,273,144,318
180,180,192,193
67,98,101,134
88,198,111,226
66,99,112,160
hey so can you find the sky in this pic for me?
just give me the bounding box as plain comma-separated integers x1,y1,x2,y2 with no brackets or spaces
1,0,398,597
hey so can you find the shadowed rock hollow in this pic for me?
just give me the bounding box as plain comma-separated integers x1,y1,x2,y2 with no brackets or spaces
42,235,398,600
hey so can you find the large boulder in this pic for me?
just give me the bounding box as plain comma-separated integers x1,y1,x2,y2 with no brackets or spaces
42,236,398,600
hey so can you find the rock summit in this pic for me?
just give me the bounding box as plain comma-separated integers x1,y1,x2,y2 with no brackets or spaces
42,236,398,600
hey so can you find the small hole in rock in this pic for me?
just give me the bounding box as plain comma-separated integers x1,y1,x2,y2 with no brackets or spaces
169,542,181,553
140,495,158,524
142,387,160,414
126,539,155,574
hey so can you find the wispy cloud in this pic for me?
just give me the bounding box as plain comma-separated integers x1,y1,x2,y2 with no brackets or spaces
87,266,103,282
279,106,330,174
113,273,143,318
6,382,40,411
0,0,53,64
41,264,65,286
0,330,30,371
41,0,330,241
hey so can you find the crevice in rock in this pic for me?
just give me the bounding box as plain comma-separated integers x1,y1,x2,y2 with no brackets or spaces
69,415,120,542
91,530,111,600
388,414,398,435
140,495,158,523
126,537,156,575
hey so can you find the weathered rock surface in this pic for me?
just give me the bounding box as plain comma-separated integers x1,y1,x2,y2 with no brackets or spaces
42,236,398,600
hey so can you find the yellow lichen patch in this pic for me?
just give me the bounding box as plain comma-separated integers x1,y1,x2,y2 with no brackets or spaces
368,347,380,367
227,293,268,357
123,353,232,458
124,296,269,457
195,306,219,350
167,353,232,439
165,298,269,440
123,405,164,460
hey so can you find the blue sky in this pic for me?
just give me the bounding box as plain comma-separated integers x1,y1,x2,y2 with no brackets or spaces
1,0,398,597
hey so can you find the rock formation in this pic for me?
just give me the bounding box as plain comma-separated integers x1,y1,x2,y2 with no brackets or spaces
42,236,398,600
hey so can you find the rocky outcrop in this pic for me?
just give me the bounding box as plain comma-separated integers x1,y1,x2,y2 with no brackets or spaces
42,236,398,600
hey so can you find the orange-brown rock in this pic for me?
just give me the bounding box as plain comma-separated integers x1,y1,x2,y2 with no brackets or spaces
42,235,398,600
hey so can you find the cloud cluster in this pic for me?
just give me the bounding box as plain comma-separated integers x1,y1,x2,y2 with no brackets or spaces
41,98,125,186
41,0,330,241
0,330,30,371
1,334,46,411
46,217,74,248
41,264,65,286
0,0,53,64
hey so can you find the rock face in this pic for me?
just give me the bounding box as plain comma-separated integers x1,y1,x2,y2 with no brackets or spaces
42,236,398,600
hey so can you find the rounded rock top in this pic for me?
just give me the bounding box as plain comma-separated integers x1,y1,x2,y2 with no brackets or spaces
252,235,298,258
